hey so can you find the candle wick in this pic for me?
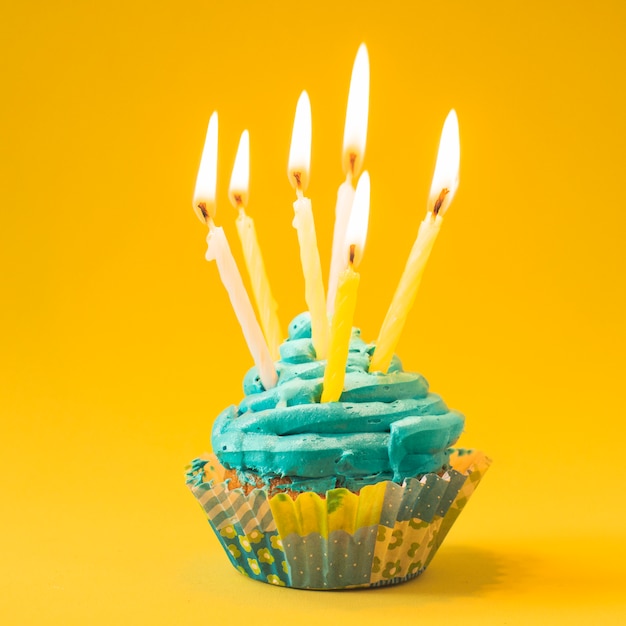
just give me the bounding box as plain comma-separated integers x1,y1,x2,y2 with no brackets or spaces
349,152,357,177
197,201,210,223
233,193,244,208
433,188,450,216
293,171,302,190
349,244,356,265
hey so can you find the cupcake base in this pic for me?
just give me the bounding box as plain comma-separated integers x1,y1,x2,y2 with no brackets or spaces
186,449,490,590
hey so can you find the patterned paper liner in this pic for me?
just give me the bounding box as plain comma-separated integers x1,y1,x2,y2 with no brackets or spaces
186,449,490,590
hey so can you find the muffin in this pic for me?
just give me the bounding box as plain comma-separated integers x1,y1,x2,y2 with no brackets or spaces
186,312,490,589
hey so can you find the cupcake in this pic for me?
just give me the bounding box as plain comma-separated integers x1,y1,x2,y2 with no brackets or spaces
186,312,490,589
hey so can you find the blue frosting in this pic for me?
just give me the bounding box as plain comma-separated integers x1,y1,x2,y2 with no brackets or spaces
212,313,464,493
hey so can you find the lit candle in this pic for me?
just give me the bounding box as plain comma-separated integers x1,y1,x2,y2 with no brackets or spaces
194,113,278,389
288,91,329,359
322,171,370,402
229,130,283,359
193,111,219,223
369,110,460,373
327,43,369,317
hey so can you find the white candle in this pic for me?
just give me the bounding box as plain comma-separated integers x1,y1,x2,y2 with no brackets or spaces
288,91,329,359
327,43,370,317
193,112,277,389
322,171,370,402
370,110,460,374
229,130,283,359
206,222,277,389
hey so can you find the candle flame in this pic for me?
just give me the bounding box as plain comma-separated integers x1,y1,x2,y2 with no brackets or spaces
229,130,250,209
343,44,369,179
193,111,219,224
344,170,370,268
427,109,460,217
288,91,312,193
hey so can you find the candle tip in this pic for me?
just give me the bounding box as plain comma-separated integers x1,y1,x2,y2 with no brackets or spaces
432,188,450,216
344,170,370,268
229,129,250,209
342,44,369,178
288,91,312,192
193,112,219,222
427,110,460,217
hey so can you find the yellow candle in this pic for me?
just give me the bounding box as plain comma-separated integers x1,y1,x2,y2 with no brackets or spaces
288,91,329,359
322,171,370,402
229,130,283,359
370,110,460,373
328,181,355,318
322,265,360,402
368,213,442,374
193,112,277,389
327,44,369,317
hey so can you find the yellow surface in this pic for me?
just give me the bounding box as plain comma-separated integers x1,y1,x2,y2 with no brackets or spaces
1,1,625,623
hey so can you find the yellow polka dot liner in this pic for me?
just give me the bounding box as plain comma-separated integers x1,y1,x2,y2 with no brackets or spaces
186,449,490,590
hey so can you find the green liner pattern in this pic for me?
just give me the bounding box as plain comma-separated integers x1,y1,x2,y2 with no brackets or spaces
186,449,490,589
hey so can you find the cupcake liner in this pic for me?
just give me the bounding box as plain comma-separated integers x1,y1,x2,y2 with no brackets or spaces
186,449,491,590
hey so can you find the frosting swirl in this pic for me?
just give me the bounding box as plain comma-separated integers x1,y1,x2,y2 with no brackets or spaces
212,313,464,493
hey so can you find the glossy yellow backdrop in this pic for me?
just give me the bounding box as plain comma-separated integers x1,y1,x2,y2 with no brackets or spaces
2,0,625,623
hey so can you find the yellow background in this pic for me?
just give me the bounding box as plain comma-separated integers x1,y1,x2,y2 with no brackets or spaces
2,0,625,623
